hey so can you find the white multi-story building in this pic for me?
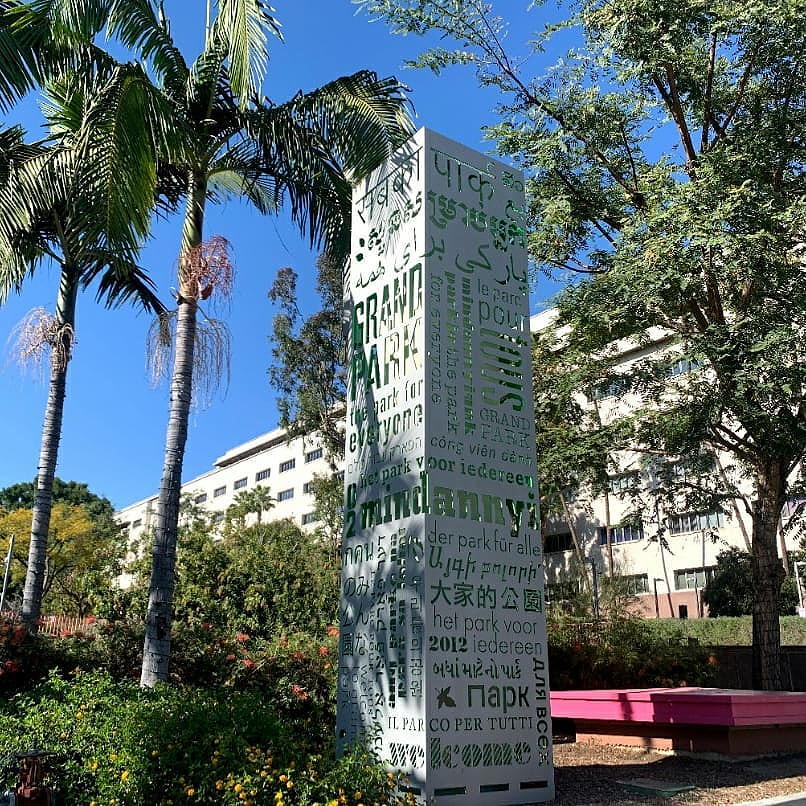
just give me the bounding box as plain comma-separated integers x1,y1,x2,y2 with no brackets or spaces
116,426,338,544
532,311,804,619
117,312,803,617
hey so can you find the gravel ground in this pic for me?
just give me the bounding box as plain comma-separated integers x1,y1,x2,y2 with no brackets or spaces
553,742,806,805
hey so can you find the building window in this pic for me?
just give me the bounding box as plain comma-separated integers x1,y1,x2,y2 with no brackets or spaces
612,573,650,595
305,448,323,463
279,459,295,473
544,532,573,553
194,493,207,504
590,376,629,401
255,468,270,482
214,486,226,497
668,510,723,535
335,470,345,483
608,473,639,495
303,481,314,494
598,522,644,545
301,512,319,525
132,519,142,529
666,356,704,378
278,488,294,501
234,477,247,491
212,512,224,525
675,566,716,590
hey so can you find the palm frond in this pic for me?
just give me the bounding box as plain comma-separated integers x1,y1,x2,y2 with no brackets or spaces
2,0,119,110
18,0,109,43
107,0,188,99
277,70,414,183
85,250,165,313
211,0,281,106
71,63,161,248
208,138,281,213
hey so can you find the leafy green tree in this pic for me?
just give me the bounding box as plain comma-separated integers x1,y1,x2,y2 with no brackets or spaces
362,0,805,689
308,472,346,562
0,68,165,630
0,500,124,617
704,548,799,617
125,507,339,639
0,478,114,519
269,251,347,459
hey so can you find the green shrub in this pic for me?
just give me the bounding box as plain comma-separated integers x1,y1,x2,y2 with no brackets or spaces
0,670,412,806
646,615,806,646
547,616,719,689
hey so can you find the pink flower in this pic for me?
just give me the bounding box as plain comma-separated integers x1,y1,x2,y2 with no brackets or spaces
290,684,309,702
243,658,256,670
235,632,250,643
325,625,339,638
318,646,329,657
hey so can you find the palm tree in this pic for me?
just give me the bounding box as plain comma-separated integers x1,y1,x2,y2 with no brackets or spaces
101,0,413,686
225,485,275,533
0,71,166,629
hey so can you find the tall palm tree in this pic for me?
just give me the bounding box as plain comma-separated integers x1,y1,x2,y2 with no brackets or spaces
0,70,166,629
100,0,413,686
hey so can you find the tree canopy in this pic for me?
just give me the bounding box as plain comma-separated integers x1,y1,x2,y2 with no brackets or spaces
361,0,805,688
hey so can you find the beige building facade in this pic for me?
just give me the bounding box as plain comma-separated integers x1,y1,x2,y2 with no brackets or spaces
117,312,803,617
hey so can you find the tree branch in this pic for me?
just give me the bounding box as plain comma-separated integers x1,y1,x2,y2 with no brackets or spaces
701,33,717,152
653,68,698,175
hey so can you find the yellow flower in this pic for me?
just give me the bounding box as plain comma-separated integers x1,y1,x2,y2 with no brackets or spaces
234,784,244,793
120,771,130,782
151,750,159,758
109,753,118,762
185,788,195,797
215,780,224,790
75,711,84,720
354,793,362,800
89,761,99,772
286,781,294,790
279,775,287,783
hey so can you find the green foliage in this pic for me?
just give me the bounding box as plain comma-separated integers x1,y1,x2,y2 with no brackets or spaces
703,548,799,616
0,484,125,616
0,478,114,518
269,253,347,460
125,511,339,640
647,615,806,646
0,669,407,806
360,0,805,686
548,616,718,689
224,485,274,534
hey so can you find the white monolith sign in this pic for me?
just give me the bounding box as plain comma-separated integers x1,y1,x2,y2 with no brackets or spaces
338,128,553,804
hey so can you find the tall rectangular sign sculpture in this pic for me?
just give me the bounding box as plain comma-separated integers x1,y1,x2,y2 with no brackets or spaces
339,128,553,804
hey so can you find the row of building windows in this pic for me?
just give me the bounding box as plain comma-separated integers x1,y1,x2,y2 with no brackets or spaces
543,509,726,552
591,355,704,401
184,465,333,511
547,566,716,601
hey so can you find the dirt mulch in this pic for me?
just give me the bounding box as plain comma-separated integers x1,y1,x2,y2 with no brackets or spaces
553,742,806,804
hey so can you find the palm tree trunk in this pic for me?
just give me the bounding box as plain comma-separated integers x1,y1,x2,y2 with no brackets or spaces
141,173,206,687
21,267,78,630
751,458,787,691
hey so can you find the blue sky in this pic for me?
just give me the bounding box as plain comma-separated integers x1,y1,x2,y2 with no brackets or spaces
0,1,565,509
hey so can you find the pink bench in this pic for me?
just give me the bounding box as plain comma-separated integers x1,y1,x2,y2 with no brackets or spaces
550,688,806,755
